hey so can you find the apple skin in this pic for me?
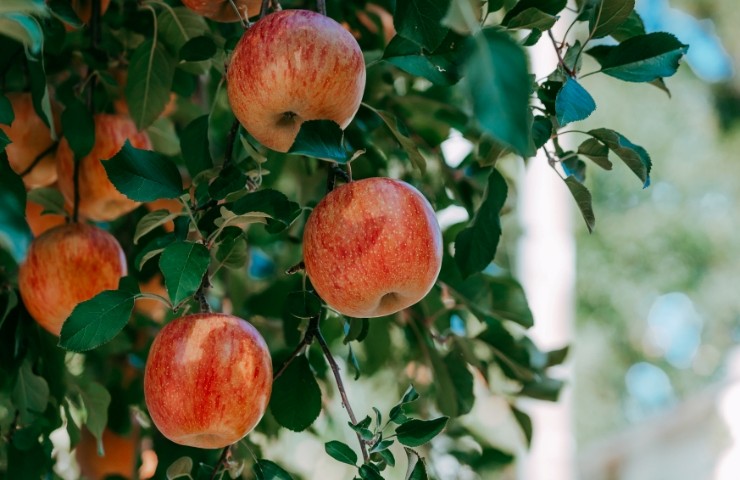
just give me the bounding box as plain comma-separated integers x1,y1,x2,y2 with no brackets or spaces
25,196,68,237
18,222,127,336
227,9,366,153
56,114,152,222
181,0,262,22
75,427,137,480
303,178,443,318
144,313,272,449
1,92,60,189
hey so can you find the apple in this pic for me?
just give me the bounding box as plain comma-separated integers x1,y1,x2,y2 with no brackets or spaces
144,313,272,449
135,273,168,322
356,3,396,45
227,9,366,152
1,92,60,189
56,114,152,222
75,427,137,480
181,0,262,22
302,177,443,318
68,0,111,26
18,222,127,336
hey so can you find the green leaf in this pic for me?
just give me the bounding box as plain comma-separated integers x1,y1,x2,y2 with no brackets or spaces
159,241,210,306
586,32,688,82
365,105,426,173
395,417,448,447
324,441,358,466
443,346,475,416
134,208,183,244
394,0,451,51
348,416,374,440
158,6,209,53
531,116,552,151
454,168,508,278
60,98,94,160
0,288,17,330
12,359,49,423
125,39,176,130
564,176,595,233
400,385,420,404
589,0,635,38
270,355,321,431
505,8,557,30
179,35,216,61
213,232,248,270
0,92,14,125
359,464,384,480
426,342,458,417
78,381,111,456
588,128,651,187
510,405,533,446
104,140,183,201
502,0,565,27
59,277,140,352
0,154,31,261
288,120,347,162
27,54,56,137
166,456,193,479
442,0,482,35
180,115,213,178
383,33,464,86
343,317,369,344
520,376,564,401
610,10,645,41
147,117,180,157
464,29,531,156
406,450,429,480
253,459,294,480
47,0,82,28
0,14,44,55
555,77,596,126
26,187,66,216
577,137,613,170
229,189,301,234
0,130,10,153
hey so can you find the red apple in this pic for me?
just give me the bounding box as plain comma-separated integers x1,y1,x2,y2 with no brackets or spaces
1,92,60,189
56,114,152,222
143,313,272,449
303,177,443,318
227,9,366,152
18,222,127,336
181,0,262,22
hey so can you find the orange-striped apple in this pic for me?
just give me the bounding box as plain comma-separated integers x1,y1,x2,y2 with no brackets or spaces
303,177,443,318
56,114,152,222
144,313,272,449
18,223,127,335
1,92,60,188
227,9,366,152
181,0,262,22
75,427,137,480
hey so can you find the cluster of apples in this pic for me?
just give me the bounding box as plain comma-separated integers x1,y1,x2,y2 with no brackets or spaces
7,1,444,462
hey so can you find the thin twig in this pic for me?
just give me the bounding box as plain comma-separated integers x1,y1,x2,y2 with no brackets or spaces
317,0,327,16
547,30,573,77
285,261,305,275
223,119,240,169
195,273,211,313
316,331,369,463
209,445,231,480
273,315,318,380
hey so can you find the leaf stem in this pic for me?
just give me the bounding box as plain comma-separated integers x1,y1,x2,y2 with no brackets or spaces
136,292,172,308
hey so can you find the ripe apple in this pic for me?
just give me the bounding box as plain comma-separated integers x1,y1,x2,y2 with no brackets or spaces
227,9,366,152
302,177,443,318
181,0,262,22
1,92,60,189
56,114,152,222
75,427,137,480
18,222,127,335
144,313,272,449
135,273,168,322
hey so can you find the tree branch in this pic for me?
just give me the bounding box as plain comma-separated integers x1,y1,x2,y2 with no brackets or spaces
316,331,369,463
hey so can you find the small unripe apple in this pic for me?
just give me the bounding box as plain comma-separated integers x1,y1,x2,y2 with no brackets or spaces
144,313,272,449
1,92,60,189
181,0,262,22
18,223,127,335
56,114,152,222
303,178,443,318
227,9,366,152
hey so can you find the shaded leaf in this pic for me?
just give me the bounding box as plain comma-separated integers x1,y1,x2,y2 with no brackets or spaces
104,140,183,201
159,241,210,306
253,459,294,480
464,29,530,156
577,138,613,170
179,35,216,61
383,33,465,86
26,187,66,216
230,189,301,234
78,381,111,456
0,92,14,125
166,456,193,479
125,39,176,130
394,0,450,51
12,359,49,423
288,120,347,162
395,417,449,447
134,208,183,244
325,441,358,466
589,0,635,38
588,128,651,186
366,105,426,173
270,355,321,431
564,176,595,233
506,8,557,30
60,98,94,160
454,169,508,278
180,115,213,177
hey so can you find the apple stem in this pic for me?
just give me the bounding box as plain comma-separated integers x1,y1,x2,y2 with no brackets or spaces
209,445,231,480
326,163,350,192
195,273,211,313
316,330,370,463
317,0,327,16
19,140,59,177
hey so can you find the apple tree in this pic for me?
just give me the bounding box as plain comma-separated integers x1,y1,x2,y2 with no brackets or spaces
0,0,688,478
